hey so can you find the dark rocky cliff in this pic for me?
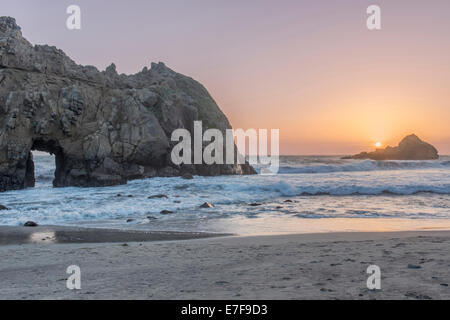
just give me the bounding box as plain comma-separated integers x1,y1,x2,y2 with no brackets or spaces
0,17,255,192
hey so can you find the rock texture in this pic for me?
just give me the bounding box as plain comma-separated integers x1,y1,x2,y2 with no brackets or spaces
0,17,255,192
343,134,439,160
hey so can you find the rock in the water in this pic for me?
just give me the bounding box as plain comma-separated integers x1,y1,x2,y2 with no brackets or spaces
0,17,256,192
126,218,135,223
200,202,214,208
160,210,174,214
23,221,38,227
407,264,422,269
343,134,439,160
181,173,194,180
0,204,8,210
148,194,168,199
249,203,262,207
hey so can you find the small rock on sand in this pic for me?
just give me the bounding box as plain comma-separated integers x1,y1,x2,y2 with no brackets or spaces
24,221,38,227
200,202,214,208
284,200,293,203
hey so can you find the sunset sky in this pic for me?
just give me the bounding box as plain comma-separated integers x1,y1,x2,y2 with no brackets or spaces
3,0,450,154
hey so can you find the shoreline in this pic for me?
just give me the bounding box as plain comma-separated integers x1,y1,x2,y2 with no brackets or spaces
1,223,450,246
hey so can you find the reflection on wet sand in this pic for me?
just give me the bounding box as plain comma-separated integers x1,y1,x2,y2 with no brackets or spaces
29,231,56,244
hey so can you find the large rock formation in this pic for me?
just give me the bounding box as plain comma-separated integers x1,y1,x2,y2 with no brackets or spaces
0,17,255,192
343,134,439,160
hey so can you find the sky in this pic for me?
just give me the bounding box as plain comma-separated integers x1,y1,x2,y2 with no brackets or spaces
3,0,450,154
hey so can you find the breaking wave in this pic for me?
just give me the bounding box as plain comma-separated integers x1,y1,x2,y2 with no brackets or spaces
276,159,450,174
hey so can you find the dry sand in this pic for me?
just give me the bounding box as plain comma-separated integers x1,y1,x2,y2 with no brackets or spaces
0,226,448,300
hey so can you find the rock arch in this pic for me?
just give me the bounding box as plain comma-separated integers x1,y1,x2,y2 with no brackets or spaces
0,17,255,192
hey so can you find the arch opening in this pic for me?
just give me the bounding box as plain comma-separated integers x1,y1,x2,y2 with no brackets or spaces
27,140,65,188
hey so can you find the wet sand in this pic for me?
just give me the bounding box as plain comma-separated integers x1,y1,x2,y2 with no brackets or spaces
0,225,228,245
0,227,449,300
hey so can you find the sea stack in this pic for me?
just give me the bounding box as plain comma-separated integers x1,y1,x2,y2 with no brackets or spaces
343,134,439,160
0,17,255,192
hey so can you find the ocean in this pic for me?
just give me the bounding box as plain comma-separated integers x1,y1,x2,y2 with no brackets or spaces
1,154,450,235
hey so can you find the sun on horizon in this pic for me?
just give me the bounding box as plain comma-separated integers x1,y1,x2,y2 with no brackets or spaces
375,142,383,148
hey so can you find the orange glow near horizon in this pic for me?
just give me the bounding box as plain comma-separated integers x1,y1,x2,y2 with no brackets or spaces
220,61,450,155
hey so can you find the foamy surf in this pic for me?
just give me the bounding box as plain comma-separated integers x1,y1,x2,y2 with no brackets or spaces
0,155,449,233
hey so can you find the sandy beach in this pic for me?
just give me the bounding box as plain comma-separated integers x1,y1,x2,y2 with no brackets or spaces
0,226,448,300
